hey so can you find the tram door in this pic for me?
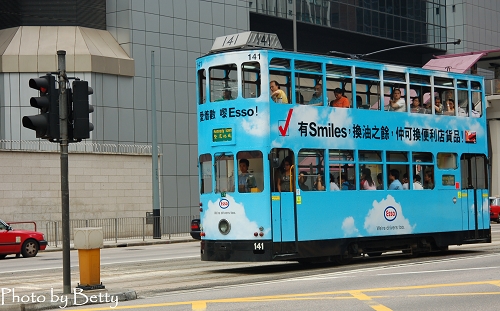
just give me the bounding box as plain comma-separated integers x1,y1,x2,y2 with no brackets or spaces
270,149,297,254
460,154,489,238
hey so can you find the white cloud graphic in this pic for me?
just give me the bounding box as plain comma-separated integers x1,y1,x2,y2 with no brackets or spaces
364,195,414,235
342,216,361,237
241,108,270,137
201,194,270,240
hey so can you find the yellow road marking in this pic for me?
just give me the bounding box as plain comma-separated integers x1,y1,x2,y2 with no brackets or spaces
350,291,393,311
191,301,206,310
63,280,500,310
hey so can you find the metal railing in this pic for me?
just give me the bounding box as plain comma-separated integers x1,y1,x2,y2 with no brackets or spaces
0,140,154,154
43,216,198,247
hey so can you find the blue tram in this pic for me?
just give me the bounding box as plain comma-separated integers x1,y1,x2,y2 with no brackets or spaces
196,32,490,262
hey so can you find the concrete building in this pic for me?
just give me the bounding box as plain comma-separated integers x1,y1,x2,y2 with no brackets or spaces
1,0,499,222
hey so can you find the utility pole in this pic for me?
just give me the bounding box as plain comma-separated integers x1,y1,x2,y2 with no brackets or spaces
57,50,71,294
293,0,297,52
151,51,161,238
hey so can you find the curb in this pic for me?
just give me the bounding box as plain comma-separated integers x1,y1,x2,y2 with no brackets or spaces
0,289,137,311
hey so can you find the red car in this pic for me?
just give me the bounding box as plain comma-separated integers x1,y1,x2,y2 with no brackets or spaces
0,219,47,259
491,198,500,224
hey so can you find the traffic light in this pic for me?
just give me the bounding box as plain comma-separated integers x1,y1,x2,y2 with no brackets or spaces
71,80,94,140
22,74,60,141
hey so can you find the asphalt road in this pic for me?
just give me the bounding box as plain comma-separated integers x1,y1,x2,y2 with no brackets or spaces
1,224,500,310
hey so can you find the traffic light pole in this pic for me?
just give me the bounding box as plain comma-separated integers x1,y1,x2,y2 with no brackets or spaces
57,50,71,294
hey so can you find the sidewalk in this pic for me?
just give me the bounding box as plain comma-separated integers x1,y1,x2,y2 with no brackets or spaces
1,236,199,311
44,234,198,252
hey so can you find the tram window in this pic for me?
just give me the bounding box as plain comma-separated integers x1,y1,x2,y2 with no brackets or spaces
236,151,263,193
326,64,351,77
434,77,454,87
387,164,409,190
269,58,290,70
383,71,406,83
412,152,433,163
298,149,325,191
242,62,261,99
437,153,457,169
209,64,237,102
422,165,435,189
359,150,382,162
198,69,206,104
457,79,467,88
455,90,468,116
214,153,234,193
295,60,322,73
387,151,408,162
472,90,482,117
329,149,355,190
442,175,455,186
436,89,456,116
359,164,382,190
270,71,291,104
409,85,430,114
326,78,352,107
421,91,434,113
355,68,379,80
384,85,407,112
199,154,212,194
356,79,380,110
409,74,430,85
295,72,323,105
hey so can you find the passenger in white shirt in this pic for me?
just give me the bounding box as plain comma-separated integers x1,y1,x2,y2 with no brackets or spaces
330,174,340,191
403,175,424,190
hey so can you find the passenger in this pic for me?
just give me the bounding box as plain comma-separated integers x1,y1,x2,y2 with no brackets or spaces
330,173,340,191
238,158,256,193
340,173,354,190
277,156,293,192
376,173,384,190
413,175,424,190
309,84,326,106
270,80,289,103
355,95,367,109
434,96,443,114
330,88,350,108
401,173,409,189
410,97,424,113
388,169,403,190
360,168,376,190
445,98,455,115
389,88,406,112
424,171,434,189
298,171,309,191
215,89,233,101
313,174,325,191
403,174,424,190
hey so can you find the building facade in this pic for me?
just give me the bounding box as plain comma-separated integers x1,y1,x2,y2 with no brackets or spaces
1,0,499,221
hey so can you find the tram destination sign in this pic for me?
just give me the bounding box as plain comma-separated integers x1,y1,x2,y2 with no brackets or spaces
210,31,282,53
213,128,233,142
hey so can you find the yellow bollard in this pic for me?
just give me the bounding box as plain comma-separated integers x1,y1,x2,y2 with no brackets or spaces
78,248,101,286
74,227,105,290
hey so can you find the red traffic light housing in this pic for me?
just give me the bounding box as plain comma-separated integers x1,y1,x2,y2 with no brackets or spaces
22,74,60,141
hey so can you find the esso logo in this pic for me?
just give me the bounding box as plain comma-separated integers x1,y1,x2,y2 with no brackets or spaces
384,206,397,221
219,199,229,209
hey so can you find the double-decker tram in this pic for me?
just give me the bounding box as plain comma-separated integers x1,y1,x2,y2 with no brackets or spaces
196,32,490,263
